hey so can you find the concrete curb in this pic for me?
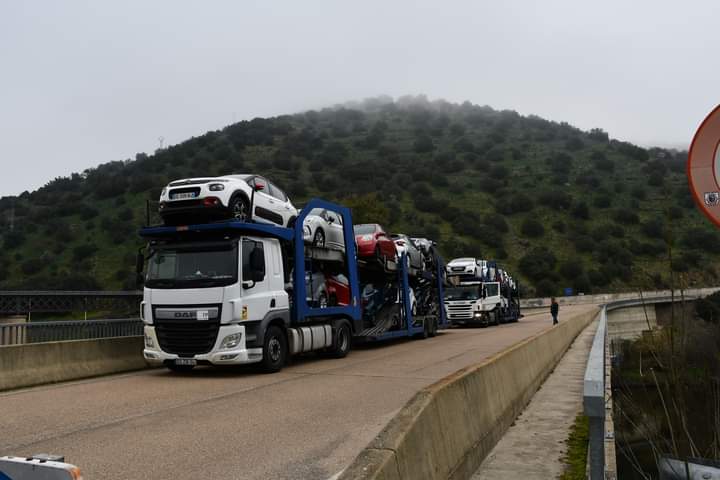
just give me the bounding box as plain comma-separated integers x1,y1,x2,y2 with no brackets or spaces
339,307,599,480
0,336,148,391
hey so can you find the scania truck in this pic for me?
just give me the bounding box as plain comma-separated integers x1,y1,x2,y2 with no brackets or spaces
444,261,520,327
137,199,447,373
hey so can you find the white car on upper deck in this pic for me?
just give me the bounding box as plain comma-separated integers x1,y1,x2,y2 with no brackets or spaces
158,174,297,227
446,257,483,279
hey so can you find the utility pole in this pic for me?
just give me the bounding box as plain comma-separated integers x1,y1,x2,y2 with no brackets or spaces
158,136,164,150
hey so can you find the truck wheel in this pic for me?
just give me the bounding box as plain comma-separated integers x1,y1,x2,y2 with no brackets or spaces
260,325,287,373
493,310,500,326
428,317,438,337
328,321,351,358
166,363,194,373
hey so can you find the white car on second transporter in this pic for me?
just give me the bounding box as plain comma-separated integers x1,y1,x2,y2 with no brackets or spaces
302,208,346,252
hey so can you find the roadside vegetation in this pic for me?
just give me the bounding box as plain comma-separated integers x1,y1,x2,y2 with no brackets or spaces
560,414,590,480
613,291,720,478
0,95,716,294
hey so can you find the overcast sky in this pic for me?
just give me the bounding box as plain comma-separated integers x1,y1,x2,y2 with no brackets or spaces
1,0,718,196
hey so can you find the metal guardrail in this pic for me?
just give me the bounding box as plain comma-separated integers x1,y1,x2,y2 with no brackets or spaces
0,291,142,315
0,318,143,346
522,287,719,309
584,295,699,479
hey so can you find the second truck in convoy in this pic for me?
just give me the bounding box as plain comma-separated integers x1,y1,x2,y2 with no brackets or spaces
138,198,448,373
444,259,521,327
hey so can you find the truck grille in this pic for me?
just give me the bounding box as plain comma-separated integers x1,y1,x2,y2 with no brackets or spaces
446,303,473,319
154,306,221,356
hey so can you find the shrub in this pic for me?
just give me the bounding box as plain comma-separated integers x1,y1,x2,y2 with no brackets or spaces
593,195,612,209
519,247,557,280
496,192,534,215
521,218,545,237
535,278,559,297
538,190,573,210
682,227,720,252
630,185,646,200
612,209,639,225
21,258,45,275
483,213,509,233
413,134,435,153
571,201,590,220
489,165,509,180
72,244,99,261
588,269,609,287
2,231,25,249
559,259,584,280
641,218,664,238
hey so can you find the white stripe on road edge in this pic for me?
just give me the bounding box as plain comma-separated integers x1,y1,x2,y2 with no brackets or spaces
326,470,344,480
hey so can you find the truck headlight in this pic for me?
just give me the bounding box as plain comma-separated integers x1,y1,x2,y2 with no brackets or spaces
220,332,243,350
209,183,225,191
473,312,482,318
144,333,154,348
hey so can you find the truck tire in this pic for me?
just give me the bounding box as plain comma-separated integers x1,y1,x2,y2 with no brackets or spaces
327,321,352,358
260,325,287,373
415,316,429,339
493,310,500,326
428,317,438,337
166,363,195,373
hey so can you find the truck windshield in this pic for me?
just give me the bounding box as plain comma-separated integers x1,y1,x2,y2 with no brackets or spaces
145,241,238,289
445,286,480,301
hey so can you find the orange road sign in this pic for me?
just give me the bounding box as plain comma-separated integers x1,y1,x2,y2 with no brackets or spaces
688,105,720,228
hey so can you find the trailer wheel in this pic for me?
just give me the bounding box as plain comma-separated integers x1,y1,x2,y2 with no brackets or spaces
260,325,287,373
327,321,352,358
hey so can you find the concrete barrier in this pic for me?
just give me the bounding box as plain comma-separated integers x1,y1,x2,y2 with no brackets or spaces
0,336,147,391
521,287,720,309
340,307,599,480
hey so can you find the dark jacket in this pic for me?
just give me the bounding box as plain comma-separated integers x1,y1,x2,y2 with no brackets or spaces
550,302,559,315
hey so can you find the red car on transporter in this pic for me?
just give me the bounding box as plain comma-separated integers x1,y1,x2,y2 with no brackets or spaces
354,224,398,264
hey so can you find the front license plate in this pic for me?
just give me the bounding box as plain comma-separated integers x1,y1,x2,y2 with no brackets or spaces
171,192,196,200
175,358,197,366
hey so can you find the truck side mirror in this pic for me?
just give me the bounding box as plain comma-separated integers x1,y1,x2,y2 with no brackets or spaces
135,251,145,289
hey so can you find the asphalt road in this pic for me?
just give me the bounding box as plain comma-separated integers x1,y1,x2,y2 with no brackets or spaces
0,304,598,480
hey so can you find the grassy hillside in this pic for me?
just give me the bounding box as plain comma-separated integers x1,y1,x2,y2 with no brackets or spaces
0,95,716,296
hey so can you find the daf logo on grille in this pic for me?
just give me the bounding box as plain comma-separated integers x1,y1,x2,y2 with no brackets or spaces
174,312,195,318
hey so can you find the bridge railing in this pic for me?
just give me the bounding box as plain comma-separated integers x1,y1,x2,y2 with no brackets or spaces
584,295,697,479
0,318,143,346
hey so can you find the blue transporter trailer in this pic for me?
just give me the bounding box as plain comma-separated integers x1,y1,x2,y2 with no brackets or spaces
137,198,447,373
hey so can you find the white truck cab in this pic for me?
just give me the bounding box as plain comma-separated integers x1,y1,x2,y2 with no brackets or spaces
444,281,507,326
141,234,295,372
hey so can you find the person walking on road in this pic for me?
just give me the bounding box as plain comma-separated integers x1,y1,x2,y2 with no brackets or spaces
550,297,559,325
